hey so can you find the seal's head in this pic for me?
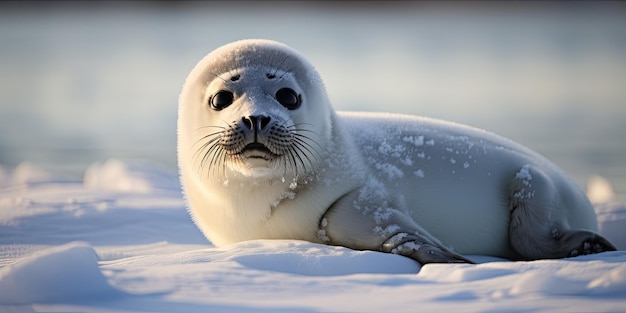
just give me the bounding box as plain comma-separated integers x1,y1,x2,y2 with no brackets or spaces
178,39,332,184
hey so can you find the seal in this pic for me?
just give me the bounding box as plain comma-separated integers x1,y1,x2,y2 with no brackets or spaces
177,39,616,264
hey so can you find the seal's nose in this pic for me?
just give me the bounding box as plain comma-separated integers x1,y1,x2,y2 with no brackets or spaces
242,115,271,131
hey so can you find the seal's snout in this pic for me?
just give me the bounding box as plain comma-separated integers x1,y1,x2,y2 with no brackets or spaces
242,115,271,131
236,114,285,159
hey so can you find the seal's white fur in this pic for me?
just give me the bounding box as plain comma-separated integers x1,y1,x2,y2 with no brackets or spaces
178,39,615,264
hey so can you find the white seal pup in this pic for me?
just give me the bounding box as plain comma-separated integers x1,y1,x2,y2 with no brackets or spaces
177,39,616,264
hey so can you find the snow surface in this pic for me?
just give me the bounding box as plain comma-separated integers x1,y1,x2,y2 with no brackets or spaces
0,159,625,312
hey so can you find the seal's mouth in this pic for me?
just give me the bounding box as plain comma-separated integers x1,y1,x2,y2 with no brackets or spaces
241,143,274,160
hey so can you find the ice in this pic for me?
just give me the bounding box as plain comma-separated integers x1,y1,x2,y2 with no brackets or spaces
0,158,625,312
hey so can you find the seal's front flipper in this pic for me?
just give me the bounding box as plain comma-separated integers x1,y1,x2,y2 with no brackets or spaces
319,188,474,265
381,232,475,264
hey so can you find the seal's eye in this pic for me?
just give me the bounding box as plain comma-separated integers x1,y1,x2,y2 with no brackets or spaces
275,88,301,110
210,90,234,110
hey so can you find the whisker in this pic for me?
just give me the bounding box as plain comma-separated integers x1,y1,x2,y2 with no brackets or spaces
291,138,318,164
191,122,231,179
281,148,288,179
291,140,317,176
208,144,225,176
287,123,323,147
195,135,221,154
220,149,229,180
194,137,222,170
273,57,288,77
287,149,299,178
279,66,295,79
190,114,325,183
195,125,226,130
292,135,322,162
211,72,227,83
271,121,323,178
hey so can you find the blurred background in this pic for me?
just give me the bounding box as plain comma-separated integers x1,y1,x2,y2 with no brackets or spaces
0,1,625,193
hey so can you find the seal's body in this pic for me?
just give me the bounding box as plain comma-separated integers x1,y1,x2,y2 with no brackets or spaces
178,39,615,264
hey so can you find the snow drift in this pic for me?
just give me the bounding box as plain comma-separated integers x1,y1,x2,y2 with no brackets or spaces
0,159,624,312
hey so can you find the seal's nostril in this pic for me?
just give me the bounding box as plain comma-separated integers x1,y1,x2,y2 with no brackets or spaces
259,116,271,129
242,116,253,130
242,115,271,130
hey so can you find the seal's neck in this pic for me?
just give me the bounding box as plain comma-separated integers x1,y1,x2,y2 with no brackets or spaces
215,175,304,223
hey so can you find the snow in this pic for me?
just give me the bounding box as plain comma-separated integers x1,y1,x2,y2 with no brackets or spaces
0,242,121,304
1,159,625,312
514,164,536,201
515,164,533,183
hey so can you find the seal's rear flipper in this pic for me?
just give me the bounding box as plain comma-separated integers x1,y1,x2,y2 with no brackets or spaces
508,165,617,260
560,229,617,258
